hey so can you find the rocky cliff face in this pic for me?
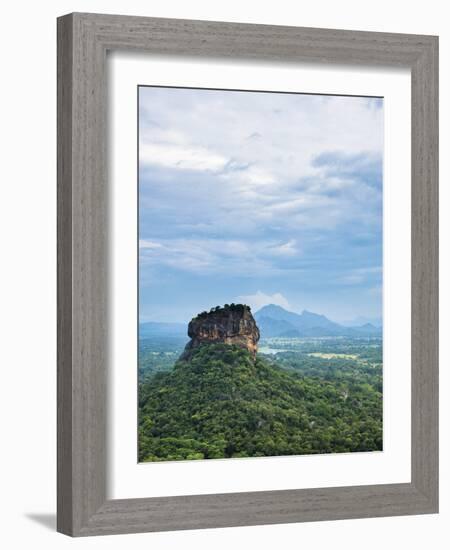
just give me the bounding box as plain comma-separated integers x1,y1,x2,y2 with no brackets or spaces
182,304,260,359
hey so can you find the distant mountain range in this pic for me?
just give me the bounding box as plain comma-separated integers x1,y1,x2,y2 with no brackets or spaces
254,304,382,338
139,304,382,340
139,321,187,339
341,315,382,328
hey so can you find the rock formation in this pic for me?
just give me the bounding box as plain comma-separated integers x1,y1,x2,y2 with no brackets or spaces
182,304,260,359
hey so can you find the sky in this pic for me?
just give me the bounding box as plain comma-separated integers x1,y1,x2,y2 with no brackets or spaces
138,86,383,324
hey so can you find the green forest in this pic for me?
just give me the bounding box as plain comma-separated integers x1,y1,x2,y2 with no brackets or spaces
139,340,382,462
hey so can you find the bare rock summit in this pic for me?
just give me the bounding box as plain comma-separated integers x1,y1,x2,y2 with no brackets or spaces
182,304,260,359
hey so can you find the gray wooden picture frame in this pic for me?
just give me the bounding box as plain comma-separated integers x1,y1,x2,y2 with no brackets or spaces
57,12,438,537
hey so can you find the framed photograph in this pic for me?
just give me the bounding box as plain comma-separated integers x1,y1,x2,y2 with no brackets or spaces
57,13,438,536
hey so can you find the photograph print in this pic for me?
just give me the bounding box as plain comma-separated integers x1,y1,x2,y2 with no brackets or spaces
138,85,383,463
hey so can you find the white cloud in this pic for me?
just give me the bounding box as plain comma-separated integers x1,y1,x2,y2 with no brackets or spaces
220,165,275,186
139,239,163,249
138,88,383,318
139,88,383,201
139,89,384,248
139,235,306,278
339,273,365,285
266,239,299,257
338,266,382,285
140,143,227,172
140,238,215,273
232,290,291,312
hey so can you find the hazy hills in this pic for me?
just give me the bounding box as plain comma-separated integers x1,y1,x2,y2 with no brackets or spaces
139,321,187,339
140,304,381,340
254,304,381,338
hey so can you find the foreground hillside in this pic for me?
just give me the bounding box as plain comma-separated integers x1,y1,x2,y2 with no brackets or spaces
139,343,382,462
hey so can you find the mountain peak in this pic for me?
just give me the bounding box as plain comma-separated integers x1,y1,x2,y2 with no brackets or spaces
301,309,326,319
257,304,287,314
182,304,260,359
254,303,380,338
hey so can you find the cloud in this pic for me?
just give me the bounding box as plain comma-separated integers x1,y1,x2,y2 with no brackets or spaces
139,239,163,250
140,238,216,273
139,87,383,192
219,165,275,186
140,142,227,172
139,237,298,277
232,291,291,312
312,150,382,189
338,266,382,286
267,239,299,257
138,87,383,320
246,132,262,140
339,273,365,285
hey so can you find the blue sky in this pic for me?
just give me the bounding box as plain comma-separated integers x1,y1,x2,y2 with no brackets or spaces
139,87,383,323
